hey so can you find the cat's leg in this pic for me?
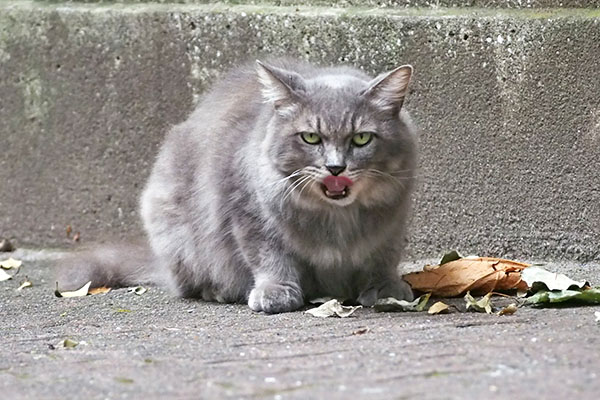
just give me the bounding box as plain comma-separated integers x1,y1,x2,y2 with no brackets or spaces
357,259,414,306
247,252,304,314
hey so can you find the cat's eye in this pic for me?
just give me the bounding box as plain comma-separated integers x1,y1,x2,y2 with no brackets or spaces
300,132,322,145
352,132,374,147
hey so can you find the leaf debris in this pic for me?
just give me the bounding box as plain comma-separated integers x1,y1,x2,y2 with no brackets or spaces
428,301,450,315
0,269,12,282
374,293,431,312
305,299,361,318
55,281,91,298
403,255,530,297
17,278,32,291
0,257,22,270
465,292,494,314
127,286,147,295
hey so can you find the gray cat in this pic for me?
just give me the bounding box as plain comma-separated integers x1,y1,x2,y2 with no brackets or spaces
57,58,418,313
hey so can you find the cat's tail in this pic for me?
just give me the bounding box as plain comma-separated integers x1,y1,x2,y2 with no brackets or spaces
54,242,165,292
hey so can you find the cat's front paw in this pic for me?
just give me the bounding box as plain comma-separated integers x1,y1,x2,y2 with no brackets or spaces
358,278,414,307
379,278,414,302
248,282,304,314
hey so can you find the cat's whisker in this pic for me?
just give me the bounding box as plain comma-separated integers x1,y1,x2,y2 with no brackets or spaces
361,169,407,190
267,169,302,187
297,176,315,199
281,175,313,205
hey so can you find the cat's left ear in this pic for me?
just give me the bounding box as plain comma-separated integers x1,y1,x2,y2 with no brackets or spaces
363,65,413,113
255,60,306,112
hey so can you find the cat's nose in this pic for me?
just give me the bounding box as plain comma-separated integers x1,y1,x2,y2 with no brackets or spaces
326,165,346,176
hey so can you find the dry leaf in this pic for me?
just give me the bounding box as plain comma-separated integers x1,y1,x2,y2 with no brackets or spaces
0,269,13,282
63,338,79,348
305,299,361,318
17,278,32,291
403,257,530,297
0,257,22,270
352,327,370,335
55,281,91,298
465,292,494,314
374,293,431,312
428,301,450,315
73,232,81,242
127,286,147,295
89,286,111,295
498,304,518,316
521,267,588,292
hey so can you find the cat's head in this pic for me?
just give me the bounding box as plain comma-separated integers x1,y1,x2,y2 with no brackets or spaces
257,60,417,208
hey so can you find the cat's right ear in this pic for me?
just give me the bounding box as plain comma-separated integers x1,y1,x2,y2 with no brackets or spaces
255,61,305,112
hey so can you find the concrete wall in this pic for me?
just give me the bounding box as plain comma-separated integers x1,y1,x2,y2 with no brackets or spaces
50,0,600,9
1,1,599,261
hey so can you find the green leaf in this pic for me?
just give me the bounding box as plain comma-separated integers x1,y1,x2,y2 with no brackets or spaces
63,338,79,348
464,292,494,314
374,293,431,312
525,288,600,306
439,250,463,266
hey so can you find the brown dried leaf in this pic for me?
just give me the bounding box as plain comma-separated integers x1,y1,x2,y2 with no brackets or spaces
428,301,450,315
89,286,111,295
403,257,531,297
498,304,518,316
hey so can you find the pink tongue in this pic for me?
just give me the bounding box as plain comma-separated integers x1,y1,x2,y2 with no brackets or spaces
323,176,353,193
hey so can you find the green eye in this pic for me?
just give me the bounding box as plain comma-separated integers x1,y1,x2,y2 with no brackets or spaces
300,132,321,145
352,132,373,147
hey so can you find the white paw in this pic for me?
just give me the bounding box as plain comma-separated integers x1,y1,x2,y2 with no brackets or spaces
248,282,304,314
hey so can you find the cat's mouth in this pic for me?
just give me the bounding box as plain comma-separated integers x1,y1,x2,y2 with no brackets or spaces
321,176,353,200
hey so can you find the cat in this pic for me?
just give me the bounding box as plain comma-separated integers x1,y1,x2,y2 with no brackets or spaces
57,58,418,313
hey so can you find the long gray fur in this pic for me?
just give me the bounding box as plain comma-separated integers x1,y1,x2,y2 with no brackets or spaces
56,58,418,313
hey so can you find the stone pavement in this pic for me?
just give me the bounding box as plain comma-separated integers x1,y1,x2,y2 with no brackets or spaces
2,250,599,399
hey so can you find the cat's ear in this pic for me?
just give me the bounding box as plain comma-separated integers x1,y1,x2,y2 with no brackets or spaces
255,60,305,111
363,65,413,113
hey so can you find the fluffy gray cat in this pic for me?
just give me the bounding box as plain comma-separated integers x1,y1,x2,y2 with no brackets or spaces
57,58,418,313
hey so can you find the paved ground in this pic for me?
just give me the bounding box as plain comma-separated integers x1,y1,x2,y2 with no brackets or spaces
2,249,600,399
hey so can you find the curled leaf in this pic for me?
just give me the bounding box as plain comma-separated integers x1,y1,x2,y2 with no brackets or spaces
17,278,32,291
374,293,431,312
465,292,494,314
525,288,600,306
127,286,147,295
0,269,13,282
305,299,361,318
497,303,518,316
404,257,530,297
0,257,22,270
521,267,588,292
63,338,79,348
428,301,450,315
55,281,91,298
89,286,111,295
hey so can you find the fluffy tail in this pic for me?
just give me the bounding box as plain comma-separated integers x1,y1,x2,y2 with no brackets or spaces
54,242,163,291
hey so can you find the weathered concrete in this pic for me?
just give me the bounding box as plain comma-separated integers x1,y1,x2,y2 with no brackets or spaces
2,250,600,399
1,1,600,262
55,0,600,9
